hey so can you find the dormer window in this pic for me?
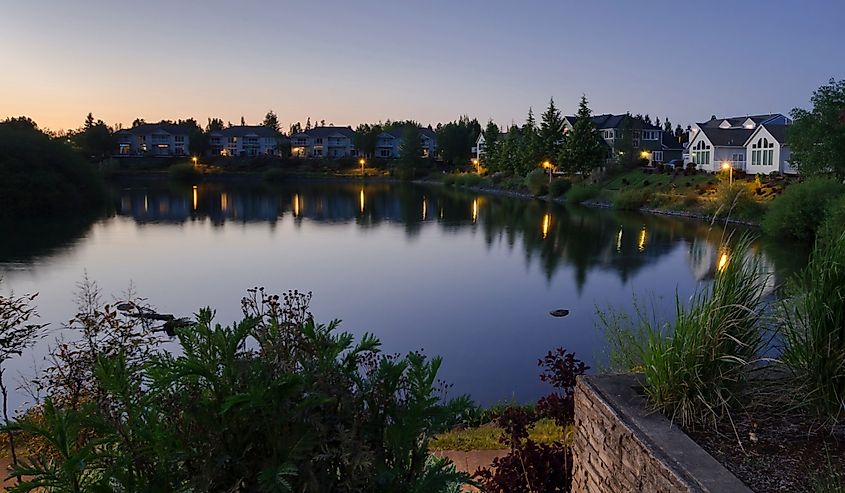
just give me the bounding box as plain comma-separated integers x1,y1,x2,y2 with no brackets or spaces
719,120,732,129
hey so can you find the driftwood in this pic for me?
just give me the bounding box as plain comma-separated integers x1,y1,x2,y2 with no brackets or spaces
115,302,191,336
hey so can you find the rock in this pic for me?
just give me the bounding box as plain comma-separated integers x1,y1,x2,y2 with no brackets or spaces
550,309,570,318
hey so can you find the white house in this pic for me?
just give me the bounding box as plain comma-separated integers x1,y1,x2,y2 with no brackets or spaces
745,124,796,175
209,126,281,157
290,126,358,158
375,127,437,158
686,113,794,174
116,123,191,157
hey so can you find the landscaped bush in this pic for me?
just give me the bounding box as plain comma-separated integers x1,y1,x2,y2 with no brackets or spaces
168,161,201,182
780,231,845,428
565,184,599,204
601,235,768,429
549,178,572,197
613,189,651,210
3,287,472,492
0,119,107,218
525,169,549,196
762,177,845,241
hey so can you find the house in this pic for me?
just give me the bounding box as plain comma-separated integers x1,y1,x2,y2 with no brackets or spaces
562,114,666,164
686,113,794,174
473,131,509,160
116,123,191,156
659,131,684,164
290,126,358,158
209,126,282,157
374,127,437,159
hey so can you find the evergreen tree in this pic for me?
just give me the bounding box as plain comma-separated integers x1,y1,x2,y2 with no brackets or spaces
663,119,673,133
354,123,382,158
655,116,661,129
559,95,605,175
289,122,302,135
435,115,480,165
263,110,280,132
206,118,224,133
482,120,500,164
399,125,422,166
539,97,565,162
132,118,145,128
84,112,95,130
240,116,246,126
643,114,652,126
305,117,312,131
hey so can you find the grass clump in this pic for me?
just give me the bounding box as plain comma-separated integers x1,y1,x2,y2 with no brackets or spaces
762,177,845,241
524,169,549,196
601,234,769,429
430,419,569,451
565,183,600,204
780,231,845,428
710,182,764,220
168,162,201,182
549,178,571,198
613,189,651,210
818,195,845,247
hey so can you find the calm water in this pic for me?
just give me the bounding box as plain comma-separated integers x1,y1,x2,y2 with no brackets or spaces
0,179,801,411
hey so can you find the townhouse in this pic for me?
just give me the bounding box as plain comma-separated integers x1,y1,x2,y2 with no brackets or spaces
209,126,283,157
375,127,437,158
116,123,191,156
290,126,358,158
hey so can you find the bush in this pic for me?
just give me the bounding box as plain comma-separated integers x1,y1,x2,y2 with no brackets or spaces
454,174,483,188
780,232,845,428
613,189,651,210
818,195,845,246
6,288,472,492
601,235,768,429
525,169,549,196
0,120,107,218
547,179,570,198
762,177,845,241
565,184,599,204
168,162,201,182
712,182,763,220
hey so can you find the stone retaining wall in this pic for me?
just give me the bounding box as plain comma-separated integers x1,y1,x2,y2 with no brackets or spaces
571,374,751,493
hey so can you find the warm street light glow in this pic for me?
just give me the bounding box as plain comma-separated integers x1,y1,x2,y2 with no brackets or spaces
472,158,480,173
192,185,198,211
542,160,553,183
359,188,365,213
541,213,551,239
638,226,647,252
721,161,731,170
718,252,729,272
721,161,733,185
616,228,623,252
542,160,551,169
293,194,301,217
422,198,427,220
359,158,366,175
192,156,198,167
640,150,650,159
472,198,478,223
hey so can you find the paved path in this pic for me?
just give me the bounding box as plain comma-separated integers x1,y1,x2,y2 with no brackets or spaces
434,449,508,492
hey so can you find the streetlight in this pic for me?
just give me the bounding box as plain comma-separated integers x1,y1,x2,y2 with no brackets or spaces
543,160,553,184
192,156,198,167
472,158,480,173
721,161,733,185
359,158,366,176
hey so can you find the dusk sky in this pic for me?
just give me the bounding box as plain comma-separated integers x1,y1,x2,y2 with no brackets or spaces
2,1,844,132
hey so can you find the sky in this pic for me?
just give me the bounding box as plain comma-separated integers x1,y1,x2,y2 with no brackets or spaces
2,0,844,133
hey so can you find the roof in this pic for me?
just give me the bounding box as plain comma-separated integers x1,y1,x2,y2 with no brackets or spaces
212,125,280,138
698,127,754,147
746,124,790,145
698,113,786,128
564,114,660,130
121,123,192,135
292,126,355,139
384,126,437,140
661,131,683,150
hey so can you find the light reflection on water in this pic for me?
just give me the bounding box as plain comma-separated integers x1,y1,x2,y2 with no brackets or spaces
0,180,805,410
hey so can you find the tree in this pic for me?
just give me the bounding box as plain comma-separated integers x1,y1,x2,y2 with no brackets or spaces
305,117,312,131
399,125,422,166
354,123,382,158
615,115,636,165
435,115,481,165
84,112,95,130
289,122,302,136
663,119,673,133
132,118,146,128
516,108,543,176
655,116,661,129
177,118,207,156
74,113,114,160
788,78,845,179
206,118,224,133
539,97,565,162
558,95,606,176
643,114,652,126
263,110,280,132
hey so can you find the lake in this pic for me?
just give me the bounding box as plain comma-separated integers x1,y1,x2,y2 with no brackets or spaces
0,179,801,411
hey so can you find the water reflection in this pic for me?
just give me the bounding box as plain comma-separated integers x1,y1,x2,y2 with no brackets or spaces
105,181,797,289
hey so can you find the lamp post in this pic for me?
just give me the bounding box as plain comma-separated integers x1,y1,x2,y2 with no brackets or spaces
543,160,553,184
192,156,198,168
359,158,366,176
472,158,480,174
721,161,733,185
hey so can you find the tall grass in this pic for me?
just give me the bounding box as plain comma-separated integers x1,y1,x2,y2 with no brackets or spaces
780,231,845,428
600,234,769,429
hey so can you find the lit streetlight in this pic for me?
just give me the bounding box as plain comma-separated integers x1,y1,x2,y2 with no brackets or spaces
192,156,198,167
359,158,366,176
543,160,553,184
721,161,733,185
472,158,480,173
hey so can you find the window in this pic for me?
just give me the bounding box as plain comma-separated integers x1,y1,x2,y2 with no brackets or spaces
691,139,711,166
379,148,391,157
315,138,323,145
751,137,775,167
174,135,185,143
642,130,659,140
652,151,663,162
633,131,640,148
732,153,746,165
602,130,613,140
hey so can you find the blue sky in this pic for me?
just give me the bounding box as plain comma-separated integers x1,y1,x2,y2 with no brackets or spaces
1,0,843,131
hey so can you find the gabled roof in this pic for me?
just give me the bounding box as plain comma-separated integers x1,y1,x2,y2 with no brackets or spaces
698,127,754,147
698,114,786,129
213,125,280,138
293,126,355,139
563,114,660,130
744,124,789,146
661,131,684,150
123,123,192,135
384,127,437,140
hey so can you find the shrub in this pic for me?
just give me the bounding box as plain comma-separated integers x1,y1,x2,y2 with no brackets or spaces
613,189,651,210
780,232,845,428
0,120,107,218
525,169,549,196
819,195,845,246
565,184,599,204
600,235,768,429
6,288,472,492
549,179,571,197
762,177,845,241
712,182,763,220
168,162,201,182
455,173,483,188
